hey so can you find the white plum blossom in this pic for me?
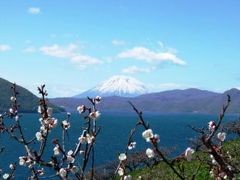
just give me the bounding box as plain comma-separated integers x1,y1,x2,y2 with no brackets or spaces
208,121,216,131
67,150,73,156
209,169,214,177
41,117,58,129
212,159,217,165
153,134,160,143
95,95,101,99
142,129,153,142
67,150,75,163
78,135,86,144
227,165,234,171
19,156,26,166
10,96,16,102
89,111,101,120
210,155,217,165
146,148,155,158
47,107,53,117
79,150,85,155
59,168,67,178
79,130,87,143
185,147,195,161
117,167,124,176
53,145,60,156
62,120,70,130
86,134,95,144
94,96,101,104
38,106,43,114
217,132,226,142
15,115,19,121
3,173,10,179
49,118,58,129
128,142,136,150
9,108,14,114
119,153,127,161
37,168,44,176
36,132,43,141
124,175,132,180
40,126,47,136
77,105,85,113
25,158,34,168
71,166,79,174
67,155,75,163
9,164,15,170
40,117,58,129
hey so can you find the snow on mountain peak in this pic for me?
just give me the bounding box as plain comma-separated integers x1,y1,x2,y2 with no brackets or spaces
94,75,147,94
76,75,148,98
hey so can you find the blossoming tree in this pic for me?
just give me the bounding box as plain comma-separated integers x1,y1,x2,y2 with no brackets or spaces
0,83,101,179
0,83,239,179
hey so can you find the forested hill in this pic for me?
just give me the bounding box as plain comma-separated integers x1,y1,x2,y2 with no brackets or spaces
0,78,64,113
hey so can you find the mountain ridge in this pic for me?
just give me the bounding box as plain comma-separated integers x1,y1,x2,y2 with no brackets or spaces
50,88,240,113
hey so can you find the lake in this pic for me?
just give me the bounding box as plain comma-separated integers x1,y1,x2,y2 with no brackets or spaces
0,112,237,178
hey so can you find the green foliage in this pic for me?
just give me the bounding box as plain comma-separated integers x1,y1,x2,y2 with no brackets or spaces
222,138,240,172
127,139,240,180
129,160,211,180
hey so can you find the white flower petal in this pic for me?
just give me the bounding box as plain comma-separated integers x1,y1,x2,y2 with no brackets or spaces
119,153,127,161
185,147,195,161
142,129,153,142
146,148,155,158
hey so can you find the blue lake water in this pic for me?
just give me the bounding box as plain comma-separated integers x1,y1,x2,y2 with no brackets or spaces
0,112,237,178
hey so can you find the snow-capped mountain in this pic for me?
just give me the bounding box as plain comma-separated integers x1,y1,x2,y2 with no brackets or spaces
74,75,148,98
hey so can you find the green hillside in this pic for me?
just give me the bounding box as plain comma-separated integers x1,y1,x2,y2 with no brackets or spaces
129,139,240,179
0,78,64,113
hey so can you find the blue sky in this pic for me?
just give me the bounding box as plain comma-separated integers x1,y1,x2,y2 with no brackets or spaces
1,0,240,97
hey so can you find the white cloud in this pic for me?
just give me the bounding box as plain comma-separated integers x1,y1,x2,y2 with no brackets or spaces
23,47,37,53
28,7,41,15
40,44,77,58
112,39,126,46
71,55,102,65
117,47,186,65
0,44,11,52
122,65,155,74
40,44,102,69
